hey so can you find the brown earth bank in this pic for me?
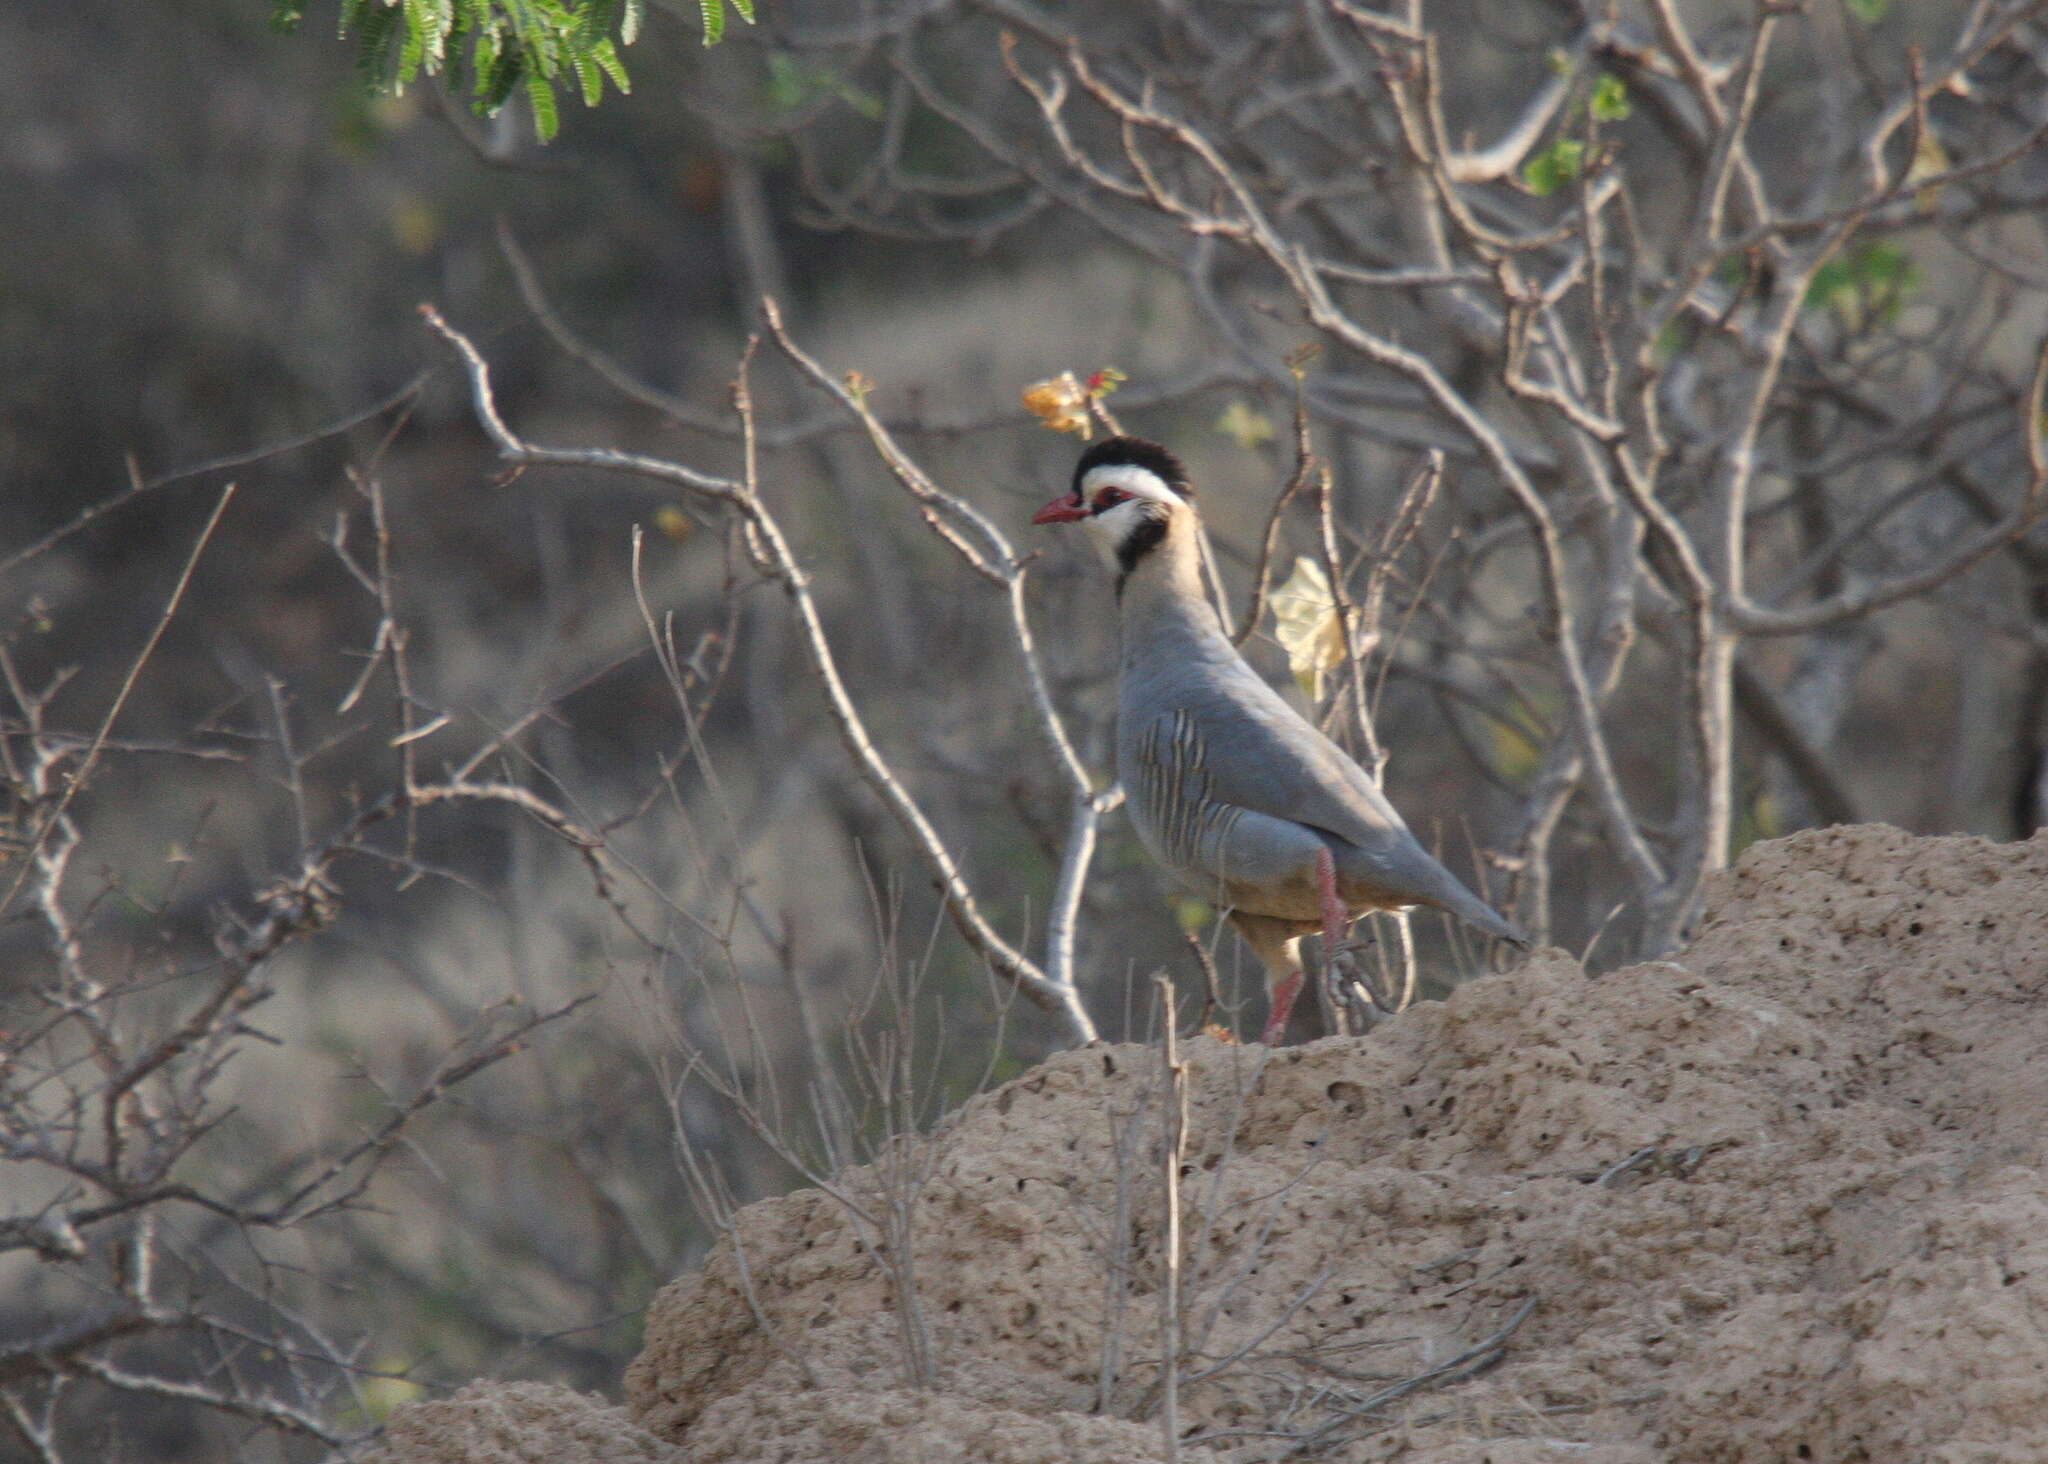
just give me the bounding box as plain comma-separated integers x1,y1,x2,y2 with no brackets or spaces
367,824,2048,1463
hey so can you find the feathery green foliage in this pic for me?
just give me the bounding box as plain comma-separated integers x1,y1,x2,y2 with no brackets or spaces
272,0,752,140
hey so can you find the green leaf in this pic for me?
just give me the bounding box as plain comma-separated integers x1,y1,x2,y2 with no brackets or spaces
310,0,646,139
270,1,308,33
425,0,456,60
499,0,538,46
471,26,499,90
353,4,404,93
573,0,619,44
1590,73,1630,122
474,31,523,112
697,0,751,44
1522,137,1585,196
1803,240,1919,326
1844,0,1888,20
510,0,564,77
398,0,427,85
525,68,560,139
592,38,629,93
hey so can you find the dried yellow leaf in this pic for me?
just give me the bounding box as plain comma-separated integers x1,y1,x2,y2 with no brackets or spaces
1906,130,1951,213
1021,373,1093,437
1270,556,1351,703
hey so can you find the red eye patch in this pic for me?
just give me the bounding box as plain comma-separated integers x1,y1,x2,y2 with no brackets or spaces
1092,488,1132,511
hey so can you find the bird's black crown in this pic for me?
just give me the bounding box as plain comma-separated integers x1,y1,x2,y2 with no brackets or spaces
1072,436,1194,501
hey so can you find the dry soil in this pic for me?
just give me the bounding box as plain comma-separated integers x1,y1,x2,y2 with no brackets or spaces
368,824,2048,1463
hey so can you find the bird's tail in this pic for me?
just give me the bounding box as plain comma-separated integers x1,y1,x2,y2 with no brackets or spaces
1427,881,1529,948
1353,836,1529,948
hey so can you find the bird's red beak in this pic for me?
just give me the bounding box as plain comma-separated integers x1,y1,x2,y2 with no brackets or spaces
1032,493,1089,525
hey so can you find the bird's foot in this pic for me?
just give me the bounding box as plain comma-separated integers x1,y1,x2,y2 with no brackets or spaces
1262,970,1304,1045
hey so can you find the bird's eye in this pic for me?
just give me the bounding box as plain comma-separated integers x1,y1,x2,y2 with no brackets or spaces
1092,488,1131,511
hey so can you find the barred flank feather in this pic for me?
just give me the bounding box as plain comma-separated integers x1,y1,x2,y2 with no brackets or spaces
1139,710,1243,873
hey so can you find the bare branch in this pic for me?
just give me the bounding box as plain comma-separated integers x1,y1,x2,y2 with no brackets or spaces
0,378,427,578
3,483,236,915
1232,390,1318,647
422,304,1099,1042
1731,335,2048,636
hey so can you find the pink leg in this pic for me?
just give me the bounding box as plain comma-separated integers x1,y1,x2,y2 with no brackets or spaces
1315,845,1347,966
1261,969,1303,1045
1261,850,1348,1046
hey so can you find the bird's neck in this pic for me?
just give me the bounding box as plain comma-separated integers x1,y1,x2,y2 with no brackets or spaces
1117,510,1226,649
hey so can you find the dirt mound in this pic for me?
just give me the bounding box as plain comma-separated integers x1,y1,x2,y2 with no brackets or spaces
371,825,2048,1463
364,1380,679,1462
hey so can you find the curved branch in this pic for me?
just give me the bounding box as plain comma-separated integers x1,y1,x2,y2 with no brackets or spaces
1730,335,2048,636
423,305,1100,1043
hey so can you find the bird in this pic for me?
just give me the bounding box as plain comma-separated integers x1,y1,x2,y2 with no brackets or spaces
1033,435,1526,1044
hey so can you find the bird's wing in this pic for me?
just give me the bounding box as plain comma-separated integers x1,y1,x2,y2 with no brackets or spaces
1145,653,1413,855
1125,673,1525,942
1131,705,1321,884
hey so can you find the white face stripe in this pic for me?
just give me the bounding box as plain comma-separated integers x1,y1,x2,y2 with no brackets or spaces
1080,462,1185,505
1081,495,1165,562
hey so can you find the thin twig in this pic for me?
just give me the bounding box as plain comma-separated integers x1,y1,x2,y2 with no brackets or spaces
422,303,1099,1041
1232,389,1319,647
3,484,236,913
1154,973,1186,1464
